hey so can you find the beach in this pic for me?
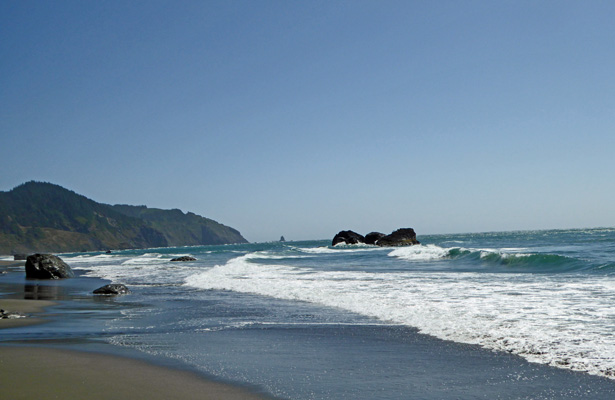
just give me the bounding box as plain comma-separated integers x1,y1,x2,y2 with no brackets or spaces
3,231,615,399
0,260,273,400
1,347,272,400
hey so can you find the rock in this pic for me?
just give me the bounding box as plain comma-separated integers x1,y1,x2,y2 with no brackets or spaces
364,232,385,245
105,250,112,254
93,284,130,295
332,230,365,246
13,254,27,261
376,228,420,247
170,256,196,262
0,309,26,319
25,254,74,279
280,236,286,242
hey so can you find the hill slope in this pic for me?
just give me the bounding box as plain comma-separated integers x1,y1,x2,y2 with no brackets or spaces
0,181,248,254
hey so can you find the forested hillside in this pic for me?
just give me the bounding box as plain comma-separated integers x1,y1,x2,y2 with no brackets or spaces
0,181,247,254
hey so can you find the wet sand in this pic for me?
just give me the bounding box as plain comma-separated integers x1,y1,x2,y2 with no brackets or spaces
0,346,272,400
0,298,54,329
0,260,273,400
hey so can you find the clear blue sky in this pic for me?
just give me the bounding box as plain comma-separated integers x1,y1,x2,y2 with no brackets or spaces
1,0,614,242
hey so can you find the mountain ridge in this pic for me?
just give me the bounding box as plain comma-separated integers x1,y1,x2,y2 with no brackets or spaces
0,181,248,254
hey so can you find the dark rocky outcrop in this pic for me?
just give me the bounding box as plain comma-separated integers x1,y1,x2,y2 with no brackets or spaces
332,230,366,246
25,254,74,279
332,228,420,247
376,228,420,247
170,256,197,262
93,284,130,295
364,232,385,245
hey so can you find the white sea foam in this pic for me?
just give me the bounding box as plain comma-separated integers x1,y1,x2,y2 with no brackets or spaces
244,251,309,260
121,253,168,265
184,253,615,379
298,245,383,254
63,253,117,263
67,252,200,285
388,244,450,261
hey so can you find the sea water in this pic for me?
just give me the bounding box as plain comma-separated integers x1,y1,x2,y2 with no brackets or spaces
55,228,615,398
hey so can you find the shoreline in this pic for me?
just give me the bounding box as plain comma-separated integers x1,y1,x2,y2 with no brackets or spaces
0,264,275,400
0,298,54,329
3,253,615,399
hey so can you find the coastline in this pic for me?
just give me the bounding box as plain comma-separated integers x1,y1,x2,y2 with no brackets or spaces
3,249,615,399
0,260,274,400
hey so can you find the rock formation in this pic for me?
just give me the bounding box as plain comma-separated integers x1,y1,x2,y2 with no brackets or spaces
376,228,420,247
170,256,197,262
25,254,74,279
332,230,366,246
93,284,130,295
364,232,385,245
332,228,420,247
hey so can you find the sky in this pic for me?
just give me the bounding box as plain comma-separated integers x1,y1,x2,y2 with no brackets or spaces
1,0,614,242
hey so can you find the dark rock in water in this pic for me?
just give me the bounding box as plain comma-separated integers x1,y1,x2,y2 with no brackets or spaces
280,236,286,242
170,256,197,262
0,309,27,319
332,230,365,246
13,254,27,261
93,284,130,295
376,228,420,247
105,250,112,254
365,232,385,245
25,254,74,279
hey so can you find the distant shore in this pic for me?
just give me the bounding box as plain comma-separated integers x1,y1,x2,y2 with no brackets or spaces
0,262,273,400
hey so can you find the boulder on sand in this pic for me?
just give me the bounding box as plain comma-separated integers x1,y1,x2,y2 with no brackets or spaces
376,228,420,247
25,254,74,279
332,230,366,246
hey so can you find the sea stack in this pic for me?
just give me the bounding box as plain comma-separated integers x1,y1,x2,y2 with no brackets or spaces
332,228,419,247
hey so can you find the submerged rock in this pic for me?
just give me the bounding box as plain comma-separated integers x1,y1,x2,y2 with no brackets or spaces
376,228,420,247
93,284,130,295
25,254,74,279
364,232,385,245
332,230,365,246
170,256,197,262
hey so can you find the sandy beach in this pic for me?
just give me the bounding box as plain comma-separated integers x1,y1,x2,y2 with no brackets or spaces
0,346,272,400
0,260,273,400
0,298,54,329
3,247,615,399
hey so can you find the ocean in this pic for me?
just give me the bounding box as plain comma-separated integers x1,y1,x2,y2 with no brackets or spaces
3,228,615,399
